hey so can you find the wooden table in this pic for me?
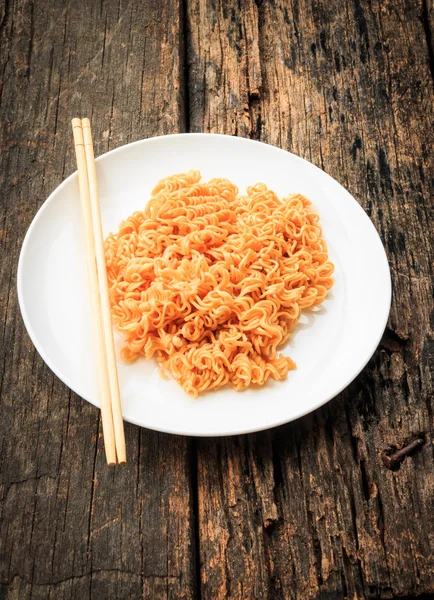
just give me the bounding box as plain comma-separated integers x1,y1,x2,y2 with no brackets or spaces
1,0,433,598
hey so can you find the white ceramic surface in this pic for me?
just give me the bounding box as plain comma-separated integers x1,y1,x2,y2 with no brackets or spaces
17,134,391,436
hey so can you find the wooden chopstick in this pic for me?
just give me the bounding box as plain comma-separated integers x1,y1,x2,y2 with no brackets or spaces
72,118,116,465
81,117,126,464
71,118,126,465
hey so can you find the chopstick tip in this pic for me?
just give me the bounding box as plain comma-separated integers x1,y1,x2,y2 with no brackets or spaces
71,117,82,128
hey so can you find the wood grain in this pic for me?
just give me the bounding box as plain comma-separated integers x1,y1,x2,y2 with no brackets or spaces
0,1,195,599
187,0,434,597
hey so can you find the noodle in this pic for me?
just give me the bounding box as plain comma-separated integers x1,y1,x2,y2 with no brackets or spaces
105,171,334,397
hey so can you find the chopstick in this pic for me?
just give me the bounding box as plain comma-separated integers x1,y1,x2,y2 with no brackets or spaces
72,118,126,465
81,118,126,464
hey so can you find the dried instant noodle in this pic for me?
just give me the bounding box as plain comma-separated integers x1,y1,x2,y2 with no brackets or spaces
105,171,334,397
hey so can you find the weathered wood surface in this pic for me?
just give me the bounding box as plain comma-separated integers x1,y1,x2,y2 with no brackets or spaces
188,0,434,597
0,1,195,599
0,0,433,598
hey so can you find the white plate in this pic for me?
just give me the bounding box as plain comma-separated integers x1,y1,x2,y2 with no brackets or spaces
17,134,391,436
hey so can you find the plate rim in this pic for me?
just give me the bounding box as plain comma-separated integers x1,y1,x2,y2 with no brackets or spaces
17,132,392,437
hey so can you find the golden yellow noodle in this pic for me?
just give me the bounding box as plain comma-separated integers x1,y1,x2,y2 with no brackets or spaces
105,171,334,397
